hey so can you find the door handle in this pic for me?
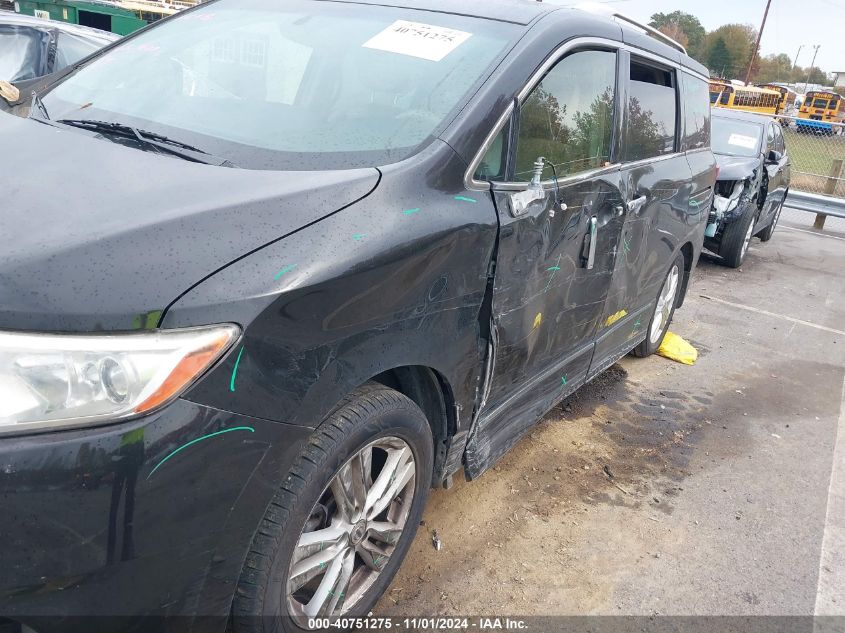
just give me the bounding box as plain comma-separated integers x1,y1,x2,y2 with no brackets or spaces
627,195,647,213
586,215,597,270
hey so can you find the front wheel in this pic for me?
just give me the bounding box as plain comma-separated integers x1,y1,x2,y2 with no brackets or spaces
720,203,757,268
632,252,684,358
231,383,433,633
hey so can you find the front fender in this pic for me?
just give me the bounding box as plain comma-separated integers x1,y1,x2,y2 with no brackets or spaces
162,141,498,433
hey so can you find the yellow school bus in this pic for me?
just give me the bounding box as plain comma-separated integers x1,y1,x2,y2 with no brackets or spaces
709,82,780,115
796,91,844,134
708,80,730,105
759,84,794,115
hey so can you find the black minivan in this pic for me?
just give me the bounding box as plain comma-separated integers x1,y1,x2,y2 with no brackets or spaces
0,0,715,630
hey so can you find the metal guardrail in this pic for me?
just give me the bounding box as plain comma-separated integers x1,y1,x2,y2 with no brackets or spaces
777,115,845,229
785,189,845,218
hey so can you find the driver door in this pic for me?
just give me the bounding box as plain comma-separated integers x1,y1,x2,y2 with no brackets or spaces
464,47,625,476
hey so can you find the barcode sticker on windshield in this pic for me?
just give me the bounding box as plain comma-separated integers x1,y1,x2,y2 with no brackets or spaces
727,134,757,149
363,20,472,62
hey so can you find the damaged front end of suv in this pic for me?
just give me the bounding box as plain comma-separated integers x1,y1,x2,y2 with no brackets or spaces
704,147,770,268
706,170,761,248
707,110,790,268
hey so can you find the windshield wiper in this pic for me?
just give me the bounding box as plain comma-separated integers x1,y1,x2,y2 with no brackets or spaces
56,118,236,167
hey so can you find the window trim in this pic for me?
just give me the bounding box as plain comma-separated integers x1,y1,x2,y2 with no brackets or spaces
464,36,708,191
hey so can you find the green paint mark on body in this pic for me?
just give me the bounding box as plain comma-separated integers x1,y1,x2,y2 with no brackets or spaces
632,319,642,336
229,346,244,392
544,255,563,292
352,233,367,241
402,208,420,215
454,195,477,203
274,264,297,280
561,375,567,386
147,426,255,479
132,309,164,330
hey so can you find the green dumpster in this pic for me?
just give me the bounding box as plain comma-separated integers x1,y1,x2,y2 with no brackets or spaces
15,0,171,35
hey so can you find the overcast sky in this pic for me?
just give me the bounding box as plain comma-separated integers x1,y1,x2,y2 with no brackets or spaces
546,0,845,74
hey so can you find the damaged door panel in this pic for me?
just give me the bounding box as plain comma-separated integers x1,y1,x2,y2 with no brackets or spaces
464,47,626,478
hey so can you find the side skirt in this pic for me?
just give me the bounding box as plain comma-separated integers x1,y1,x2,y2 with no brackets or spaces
463,340,594,480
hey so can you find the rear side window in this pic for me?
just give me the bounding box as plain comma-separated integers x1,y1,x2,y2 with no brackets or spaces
681,72,710,150
513,49,617,181
624,59,677,162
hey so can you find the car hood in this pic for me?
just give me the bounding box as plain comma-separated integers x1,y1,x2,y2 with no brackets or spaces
0,114,380,331
714,154,761,181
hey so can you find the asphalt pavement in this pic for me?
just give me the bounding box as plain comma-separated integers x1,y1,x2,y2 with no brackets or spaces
375,206,845,625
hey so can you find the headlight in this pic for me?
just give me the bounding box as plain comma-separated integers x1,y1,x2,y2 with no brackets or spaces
0,324,240,435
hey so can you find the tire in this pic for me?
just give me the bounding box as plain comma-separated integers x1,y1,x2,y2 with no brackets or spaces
758,193,785,242
230,383,433,633
719,202,757,268
632,252,684,358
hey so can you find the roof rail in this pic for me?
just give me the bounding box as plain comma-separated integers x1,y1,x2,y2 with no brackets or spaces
574,2,688,55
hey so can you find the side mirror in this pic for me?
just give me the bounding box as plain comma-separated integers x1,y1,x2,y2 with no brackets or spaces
508,157,547,216
766,150,782,164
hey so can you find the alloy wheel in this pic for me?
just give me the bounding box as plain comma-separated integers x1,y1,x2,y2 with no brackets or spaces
649,264,680,345
286,436,416,625
740,218,755,260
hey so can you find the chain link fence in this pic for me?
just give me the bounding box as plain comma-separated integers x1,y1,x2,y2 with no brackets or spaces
778,115,845,228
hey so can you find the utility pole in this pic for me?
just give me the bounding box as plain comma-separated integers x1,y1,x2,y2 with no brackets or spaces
745,0,772,84
792,45,804,72
790,44,804,87
804,44,821,93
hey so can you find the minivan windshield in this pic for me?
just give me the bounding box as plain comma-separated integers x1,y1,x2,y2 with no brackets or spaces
711,117,763,158
42,0,517,170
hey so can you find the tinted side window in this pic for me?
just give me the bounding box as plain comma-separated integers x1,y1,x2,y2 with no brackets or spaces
766,123,776,151
773,123,785,153
681,72,710,150
624,60,677,162
513,49,616,181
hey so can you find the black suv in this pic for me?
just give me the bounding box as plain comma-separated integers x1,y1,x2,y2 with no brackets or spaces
0,0,715,630
707,108,791,267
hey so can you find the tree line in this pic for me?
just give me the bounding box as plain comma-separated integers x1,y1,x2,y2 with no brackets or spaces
649,11,835,89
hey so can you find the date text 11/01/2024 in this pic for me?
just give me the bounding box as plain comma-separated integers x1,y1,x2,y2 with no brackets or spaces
308,617,528,630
